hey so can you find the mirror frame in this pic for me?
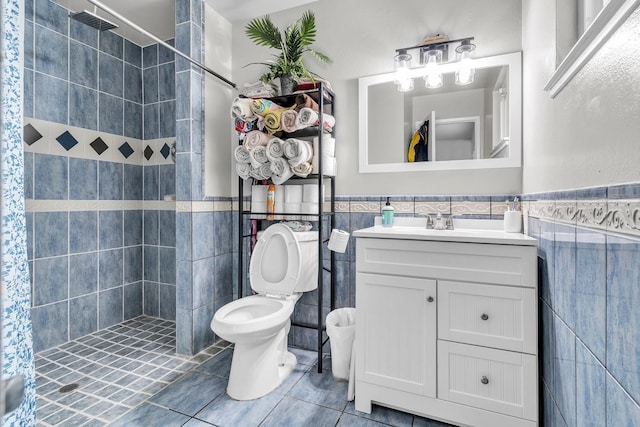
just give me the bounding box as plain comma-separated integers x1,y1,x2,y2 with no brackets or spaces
358,51,522,173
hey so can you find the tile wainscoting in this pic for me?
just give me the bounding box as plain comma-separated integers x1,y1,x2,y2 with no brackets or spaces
523,183,640,426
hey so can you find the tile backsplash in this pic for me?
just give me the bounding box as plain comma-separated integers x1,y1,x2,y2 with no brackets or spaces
524,184,640,426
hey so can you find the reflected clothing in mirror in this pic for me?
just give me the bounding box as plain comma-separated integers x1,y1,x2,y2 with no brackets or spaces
408,120,429,162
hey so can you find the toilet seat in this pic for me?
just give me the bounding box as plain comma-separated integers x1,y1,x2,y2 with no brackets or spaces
250,224,302,296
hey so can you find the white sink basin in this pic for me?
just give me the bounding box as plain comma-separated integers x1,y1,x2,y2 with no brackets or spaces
354,216,536,246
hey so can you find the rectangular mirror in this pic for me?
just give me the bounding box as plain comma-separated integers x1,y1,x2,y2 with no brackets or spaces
359,52,521,173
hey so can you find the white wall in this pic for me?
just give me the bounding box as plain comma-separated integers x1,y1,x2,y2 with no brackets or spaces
230,0,522,195
522,1,640,193
204,4,234,197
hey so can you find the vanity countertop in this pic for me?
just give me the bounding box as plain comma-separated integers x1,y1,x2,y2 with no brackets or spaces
353,217,537,246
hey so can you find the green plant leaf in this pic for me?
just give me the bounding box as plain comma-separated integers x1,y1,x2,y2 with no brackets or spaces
298,11,317,46
244,10,331,82
245,15,281,49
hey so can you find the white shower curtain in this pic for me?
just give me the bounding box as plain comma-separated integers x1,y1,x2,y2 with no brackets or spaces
1,0,36,424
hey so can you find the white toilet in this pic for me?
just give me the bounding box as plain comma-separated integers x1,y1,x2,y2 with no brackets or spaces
211,223,318,400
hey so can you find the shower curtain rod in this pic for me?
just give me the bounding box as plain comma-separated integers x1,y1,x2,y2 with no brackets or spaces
87,0,237,90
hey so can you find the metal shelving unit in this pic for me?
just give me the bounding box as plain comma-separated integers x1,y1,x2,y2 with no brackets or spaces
236,82,336,372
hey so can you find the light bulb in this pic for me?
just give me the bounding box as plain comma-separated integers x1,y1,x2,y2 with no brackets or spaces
393,51,412,83
455,40,476,85
397,78,414,92
423,50,443,89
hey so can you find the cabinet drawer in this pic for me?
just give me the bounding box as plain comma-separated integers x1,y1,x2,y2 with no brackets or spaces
438,281,537,353
438,341,537,421
356,238,536,288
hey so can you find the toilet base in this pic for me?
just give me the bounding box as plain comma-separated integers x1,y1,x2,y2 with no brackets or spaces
226,329,297,401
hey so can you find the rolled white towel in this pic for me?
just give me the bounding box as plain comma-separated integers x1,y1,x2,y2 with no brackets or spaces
230,97,256,121
235,162,251,180
296,107,336,131
281,109,299,133
270,157,289,176
283,138,313,167
266,137,285,161
258,163,273,179
243,130,271,149
249,146,269,168
234,145,251,163
271,167,294,185
292,162,313,178
249,163,272,180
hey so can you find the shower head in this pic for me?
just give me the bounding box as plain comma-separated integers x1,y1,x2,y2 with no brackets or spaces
70,10,119,31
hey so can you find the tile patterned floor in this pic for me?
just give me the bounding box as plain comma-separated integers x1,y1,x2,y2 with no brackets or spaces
35,316,223,426
36,316,452,427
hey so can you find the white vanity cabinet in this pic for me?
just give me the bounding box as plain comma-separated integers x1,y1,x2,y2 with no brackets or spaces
354,227,538,427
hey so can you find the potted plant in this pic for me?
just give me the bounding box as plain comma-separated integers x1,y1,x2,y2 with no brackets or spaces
245,11,331,95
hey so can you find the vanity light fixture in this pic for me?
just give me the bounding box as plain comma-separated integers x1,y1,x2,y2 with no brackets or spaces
393,36,476,91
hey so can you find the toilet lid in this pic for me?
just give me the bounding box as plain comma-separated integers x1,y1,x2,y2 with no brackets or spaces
249,224,301,296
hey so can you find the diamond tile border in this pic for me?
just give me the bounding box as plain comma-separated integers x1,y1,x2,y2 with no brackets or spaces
56,131,79,151
90,137,109,155
24,123,43,145
22,118,173,166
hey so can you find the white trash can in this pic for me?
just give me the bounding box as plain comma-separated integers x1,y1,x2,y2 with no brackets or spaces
326,308,356,380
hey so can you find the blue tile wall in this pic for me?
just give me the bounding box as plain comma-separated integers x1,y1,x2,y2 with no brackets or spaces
69,294,98,340
99,53,124,97
26,0,177,353
34,27,67,81
606,234,640,404
69,41,97,89
98,287,123,329
33,256,68,305
34,153,67,199
69,84,98,130
35,0,67,35
32,301,68,352
34,71,67,123
526,184,640,427
124,282,143,320
69,252,98,298
99,30,123,59
69,211,97,253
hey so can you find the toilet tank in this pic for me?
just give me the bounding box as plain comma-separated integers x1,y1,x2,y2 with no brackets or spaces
294,231,319,293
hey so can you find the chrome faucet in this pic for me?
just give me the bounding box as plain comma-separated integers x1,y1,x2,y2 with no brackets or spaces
426,213,454,230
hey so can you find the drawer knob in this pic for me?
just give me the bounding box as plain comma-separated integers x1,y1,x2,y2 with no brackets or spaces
481,376,489,385
427,296,434,303
481,313,489,321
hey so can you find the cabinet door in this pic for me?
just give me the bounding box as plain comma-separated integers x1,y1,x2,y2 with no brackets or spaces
356,273,436,397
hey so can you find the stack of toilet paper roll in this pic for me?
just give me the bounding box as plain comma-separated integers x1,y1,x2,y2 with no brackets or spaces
253,183,325,220
300,183,325,218
311,135,337,176
283,185,303,220
251,184,285,219
251,184,268,219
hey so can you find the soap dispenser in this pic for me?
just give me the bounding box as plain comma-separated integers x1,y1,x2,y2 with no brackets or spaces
382,197,394,227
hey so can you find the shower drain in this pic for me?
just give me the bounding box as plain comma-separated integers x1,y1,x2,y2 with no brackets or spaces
58,383,79,393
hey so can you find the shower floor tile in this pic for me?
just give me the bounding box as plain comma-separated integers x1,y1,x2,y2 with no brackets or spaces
35,316,225,427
